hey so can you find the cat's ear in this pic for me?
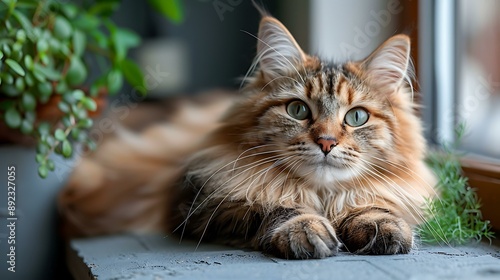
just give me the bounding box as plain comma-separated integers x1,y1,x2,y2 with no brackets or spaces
360,34,411,91
257,17,306,79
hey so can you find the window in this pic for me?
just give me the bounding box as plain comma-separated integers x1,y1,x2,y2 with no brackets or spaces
457,0,500,158
420,0,500,231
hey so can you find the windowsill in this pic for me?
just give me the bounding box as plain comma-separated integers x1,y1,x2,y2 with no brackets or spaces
461,155,500,233
67,233,500,279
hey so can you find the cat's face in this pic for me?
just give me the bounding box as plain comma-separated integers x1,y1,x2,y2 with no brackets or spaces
252,68,395,184
233,17,422,186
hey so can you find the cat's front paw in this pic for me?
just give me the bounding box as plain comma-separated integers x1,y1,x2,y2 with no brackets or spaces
269,214,340,259
340,210,413,255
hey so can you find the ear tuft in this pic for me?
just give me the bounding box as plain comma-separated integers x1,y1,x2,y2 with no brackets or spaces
361,35,411,91
256,17,306,80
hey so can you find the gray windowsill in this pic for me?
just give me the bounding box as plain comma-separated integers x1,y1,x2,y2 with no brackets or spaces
67,233,500,280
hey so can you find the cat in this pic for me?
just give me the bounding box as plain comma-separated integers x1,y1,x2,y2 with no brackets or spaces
59,15,437,259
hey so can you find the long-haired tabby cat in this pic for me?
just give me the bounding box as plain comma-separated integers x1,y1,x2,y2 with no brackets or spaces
59,15,436,259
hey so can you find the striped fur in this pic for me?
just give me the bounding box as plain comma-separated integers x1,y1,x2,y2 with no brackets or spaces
60,16,436,259
172,17,436,259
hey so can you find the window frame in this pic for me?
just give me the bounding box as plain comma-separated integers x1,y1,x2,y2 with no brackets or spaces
418,0,500,232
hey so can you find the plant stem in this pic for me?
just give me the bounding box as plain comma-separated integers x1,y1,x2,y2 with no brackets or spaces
42,114,76,162
86,43,112,59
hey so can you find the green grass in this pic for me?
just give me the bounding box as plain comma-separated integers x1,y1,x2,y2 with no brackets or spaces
417,124,495,245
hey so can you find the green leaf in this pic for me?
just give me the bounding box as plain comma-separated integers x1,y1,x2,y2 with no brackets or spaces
2,44,11,57
11,50,22,62
54,128,66,141
119,59,146,95
20,119,33,134
47,159,55,171
39,53,49,65
3,73,13,84
32,66,46,82
55,81,68,94
73,14,100,32
11,10,34,40
66,57,87,86
37,142,49,154
90,75,106,96
6,59,25,76
36,154,45,164
36,40,48,53
63,92,77,104
33,63,61,81
62,140,72,158
88,1,119,16
24,110,35,122
72,89,85,100
61,116,72,127
16,30,26,43
22,93,36,111
71,128,80,140
72,30,86,57
147,0,184,24
24,55,34,70
107,69,123,94
32,27,41,40
15,78,25,91
78,118,93,128
60,44,70,56
75,130,87,142
12,42,22,52
81,97,97,111
74,107,87,119
5,107,22,128
46,135,56,147
112,28,140,60
49,38,61,53
90,30,108,48
38,122,51,136
60,3,78,19
57,101,71,113
3,0,17,9
53,16,72,40
11,1,37,9
37,81,52,97
38,164,48,178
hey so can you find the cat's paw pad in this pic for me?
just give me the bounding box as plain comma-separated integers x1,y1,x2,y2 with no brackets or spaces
340,211,413,255
270,214,340,259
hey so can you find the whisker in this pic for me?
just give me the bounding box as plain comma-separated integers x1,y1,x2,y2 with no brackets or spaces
261,76,301,91
356,160,449,245
177,153,287,239
195,156,290,249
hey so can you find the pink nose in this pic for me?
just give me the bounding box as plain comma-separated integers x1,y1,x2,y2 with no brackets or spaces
316,137,338,154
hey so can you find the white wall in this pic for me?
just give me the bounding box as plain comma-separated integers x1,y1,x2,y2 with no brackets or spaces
310,0,402,61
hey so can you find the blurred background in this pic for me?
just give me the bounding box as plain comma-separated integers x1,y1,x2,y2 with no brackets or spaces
113,0,500,160
1,0,500,279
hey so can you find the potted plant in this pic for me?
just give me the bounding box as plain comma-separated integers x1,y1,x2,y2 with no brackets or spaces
0,0,182,177
0,0,182,278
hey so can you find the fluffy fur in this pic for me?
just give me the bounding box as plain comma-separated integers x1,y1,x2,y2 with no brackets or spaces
59,16,436,259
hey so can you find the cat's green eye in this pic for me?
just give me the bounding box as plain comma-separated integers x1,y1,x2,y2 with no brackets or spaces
286,100,310,120
345,107,369,127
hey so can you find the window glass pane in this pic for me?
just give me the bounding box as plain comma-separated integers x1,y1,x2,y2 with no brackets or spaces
458,0,500,158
